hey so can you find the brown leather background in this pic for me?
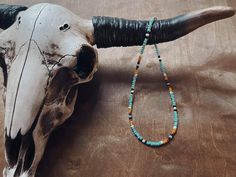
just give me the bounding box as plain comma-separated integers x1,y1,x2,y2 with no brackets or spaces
0,0,236,177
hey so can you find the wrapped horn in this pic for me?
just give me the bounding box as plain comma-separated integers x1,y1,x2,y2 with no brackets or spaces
92,6,235,48
0,4,27,30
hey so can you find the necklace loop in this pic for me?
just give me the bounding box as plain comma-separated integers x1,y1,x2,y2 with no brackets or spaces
128,17,179,147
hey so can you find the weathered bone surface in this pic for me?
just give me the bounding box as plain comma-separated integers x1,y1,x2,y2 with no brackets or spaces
0,3,98,177
0,3,234,177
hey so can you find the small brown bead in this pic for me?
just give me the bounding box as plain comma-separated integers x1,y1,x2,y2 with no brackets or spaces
171,128,177,135
163,138,169,144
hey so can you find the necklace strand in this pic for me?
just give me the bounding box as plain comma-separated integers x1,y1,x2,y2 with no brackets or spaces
128,17,179,147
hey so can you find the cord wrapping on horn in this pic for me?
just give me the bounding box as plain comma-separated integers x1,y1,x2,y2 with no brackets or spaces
93,16,157,48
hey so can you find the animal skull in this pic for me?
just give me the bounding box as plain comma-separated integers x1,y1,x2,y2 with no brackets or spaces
0,3,234,177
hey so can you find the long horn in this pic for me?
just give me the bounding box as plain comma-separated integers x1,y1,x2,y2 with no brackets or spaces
0,4,27,30
92,6,235,48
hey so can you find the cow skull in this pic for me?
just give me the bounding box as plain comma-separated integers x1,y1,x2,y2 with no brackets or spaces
0,3,234,177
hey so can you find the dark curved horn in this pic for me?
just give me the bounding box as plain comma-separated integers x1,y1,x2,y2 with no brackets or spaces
92,6,235,48
0,4,27,30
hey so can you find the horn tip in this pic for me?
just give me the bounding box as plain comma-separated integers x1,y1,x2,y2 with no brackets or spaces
213,6,235,17
231,7,236,15
223,6,235,16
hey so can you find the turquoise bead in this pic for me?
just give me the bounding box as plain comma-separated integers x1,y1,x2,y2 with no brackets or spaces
146,141,162,147
131,127,143,141
174,111,178,119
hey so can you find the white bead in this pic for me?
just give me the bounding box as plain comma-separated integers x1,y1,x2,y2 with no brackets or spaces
145,33,150,37
142,139,146,143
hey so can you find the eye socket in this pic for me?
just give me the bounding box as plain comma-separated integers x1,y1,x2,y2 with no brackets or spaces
59,23,70,31
74,45,97,79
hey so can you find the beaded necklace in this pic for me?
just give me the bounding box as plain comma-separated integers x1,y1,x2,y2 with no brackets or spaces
128,17,179,147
